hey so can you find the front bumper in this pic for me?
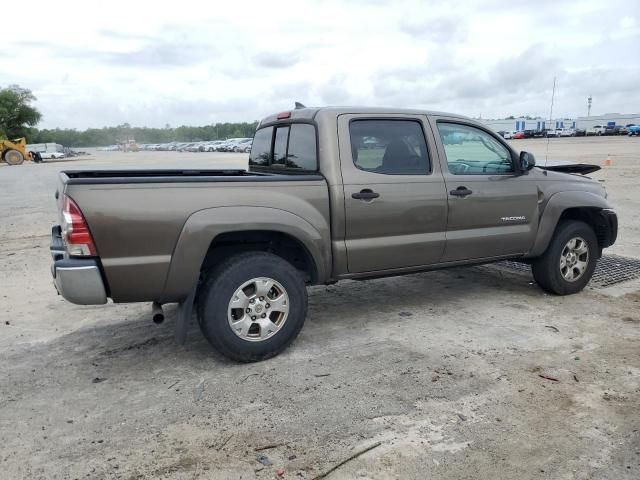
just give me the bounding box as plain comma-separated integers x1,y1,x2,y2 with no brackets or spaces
50,225,107,305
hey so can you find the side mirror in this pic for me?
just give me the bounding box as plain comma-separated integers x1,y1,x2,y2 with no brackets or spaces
519,151,535,171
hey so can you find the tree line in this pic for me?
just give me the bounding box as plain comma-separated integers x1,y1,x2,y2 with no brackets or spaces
29,122,260,148
2,84,260,147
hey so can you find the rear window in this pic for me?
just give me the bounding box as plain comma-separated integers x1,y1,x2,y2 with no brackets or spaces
249,124,317,171
273,127,289,164
249,127,273,166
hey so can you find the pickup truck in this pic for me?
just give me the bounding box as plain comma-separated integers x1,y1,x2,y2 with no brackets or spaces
50,106,618,362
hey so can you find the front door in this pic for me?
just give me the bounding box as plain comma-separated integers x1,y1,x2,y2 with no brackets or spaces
338,114,448,273
429,118,540,262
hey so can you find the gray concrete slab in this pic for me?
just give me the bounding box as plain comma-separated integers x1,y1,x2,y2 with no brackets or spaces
0,138,638,479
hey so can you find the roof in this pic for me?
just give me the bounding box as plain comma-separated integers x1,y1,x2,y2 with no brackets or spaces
258,106,471,126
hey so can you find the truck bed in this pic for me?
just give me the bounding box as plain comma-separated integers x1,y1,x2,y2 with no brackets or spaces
57,169,331,303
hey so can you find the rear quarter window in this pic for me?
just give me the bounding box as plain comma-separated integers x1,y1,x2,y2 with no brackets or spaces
282,124,317,170
249,123,318,171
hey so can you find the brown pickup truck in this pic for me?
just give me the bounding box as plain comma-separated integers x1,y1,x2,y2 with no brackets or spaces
50,106,617,361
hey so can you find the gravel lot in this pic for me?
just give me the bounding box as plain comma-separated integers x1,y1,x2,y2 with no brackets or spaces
1,136,639,479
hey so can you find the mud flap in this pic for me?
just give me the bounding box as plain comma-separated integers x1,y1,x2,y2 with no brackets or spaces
175,284,197,345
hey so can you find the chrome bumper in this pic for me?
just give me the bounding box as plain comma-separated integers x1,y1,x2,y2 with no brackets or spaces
51,226,107,305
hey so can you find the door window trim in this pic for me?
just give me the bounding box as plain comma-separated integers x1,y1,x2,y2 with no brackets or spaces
434,119,518,175
348,117,433,175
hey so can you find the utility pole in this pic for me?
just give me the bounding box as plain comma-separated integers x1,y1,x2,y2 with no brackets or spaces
587,95,592,117
545,77,556,166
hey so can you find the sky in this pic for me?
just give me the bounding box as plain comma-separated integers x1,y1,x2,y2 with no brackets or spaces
4,0,639,129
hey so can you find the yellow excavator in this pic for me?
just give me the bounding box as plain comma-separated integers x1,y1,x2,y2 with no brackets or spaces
0,137,39,165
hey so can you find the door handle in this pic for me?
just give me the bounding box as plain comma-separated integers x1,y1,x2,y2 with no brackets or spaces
449,186,473,197
352,189,380,200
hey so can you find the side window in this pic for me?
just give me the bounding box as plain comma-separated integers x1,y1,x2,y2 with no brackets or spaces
437,123,513,175
349,119,430,175
285,124,317,170
249,127,273,166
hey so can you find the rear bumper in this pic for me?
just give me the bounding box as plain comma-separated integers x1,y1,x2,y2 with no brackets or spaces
50,225,107,305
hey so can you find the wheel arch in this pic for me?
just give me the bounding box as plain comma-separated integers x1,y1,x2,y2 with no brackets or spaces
529,191,614,257
160,206,330,302
200,230,319,284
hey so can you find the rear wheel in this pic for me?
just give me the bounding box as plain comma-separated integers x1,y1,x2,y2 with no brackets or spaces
197,252,308,362
532,220,598,295
3,149,24,165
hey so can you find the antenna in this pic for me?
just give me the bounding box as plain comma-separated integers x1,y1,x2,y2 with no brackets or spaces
545,76,556,166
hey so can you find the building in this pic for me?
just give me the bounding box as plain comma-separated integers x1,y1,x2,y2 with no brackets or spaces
482,113,639,133
573,113,640,130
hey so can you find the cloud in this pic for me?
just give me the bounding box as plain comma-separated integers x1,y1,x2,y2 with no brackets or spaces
105,42,213,67
98,29,154,42
317,75,355,105
253,52,300,69
1,0,637,128
399,15,467,42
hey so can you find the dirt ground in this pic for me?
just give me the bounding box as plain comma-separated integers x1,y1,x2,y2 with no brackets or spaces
0,136,638,480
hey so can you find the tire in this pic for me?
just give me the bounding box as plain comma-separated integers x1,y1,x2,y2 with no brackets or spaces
532,220,598,295
3,149,24,165
197,251,308,362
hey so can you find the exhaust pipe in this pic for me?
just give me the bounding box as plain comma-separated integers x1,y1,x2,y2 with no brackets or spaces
151,302,165,324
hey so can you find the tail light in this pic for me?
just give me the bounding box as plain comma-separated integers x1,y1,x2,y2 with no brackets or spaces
62,195,97,256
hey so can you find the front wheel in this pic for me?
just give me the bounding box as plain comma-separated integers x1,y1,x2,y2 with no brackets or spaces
532,220,598,295
197,252,308,362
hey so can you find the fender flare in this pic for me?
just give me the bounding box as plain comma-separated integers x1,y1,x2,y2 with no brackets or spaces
160,206,331,302
529,191,612,257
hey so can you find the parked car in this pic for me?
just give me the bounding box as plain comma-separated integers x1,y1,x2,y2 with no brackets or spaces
204,141,225,152
603,126,618,136
186,143,206,152
50,106,618,362
559,128,576,137
587,125,605,136
44,152,65,159
233,138,253,152
575,128,586,137
512,131,526,139
616,126,628,135
627,125,640,136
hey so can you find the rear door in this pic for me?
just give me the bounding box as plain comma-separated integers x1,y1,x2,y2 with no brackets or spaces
429,117,540,261
338,114,448,273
